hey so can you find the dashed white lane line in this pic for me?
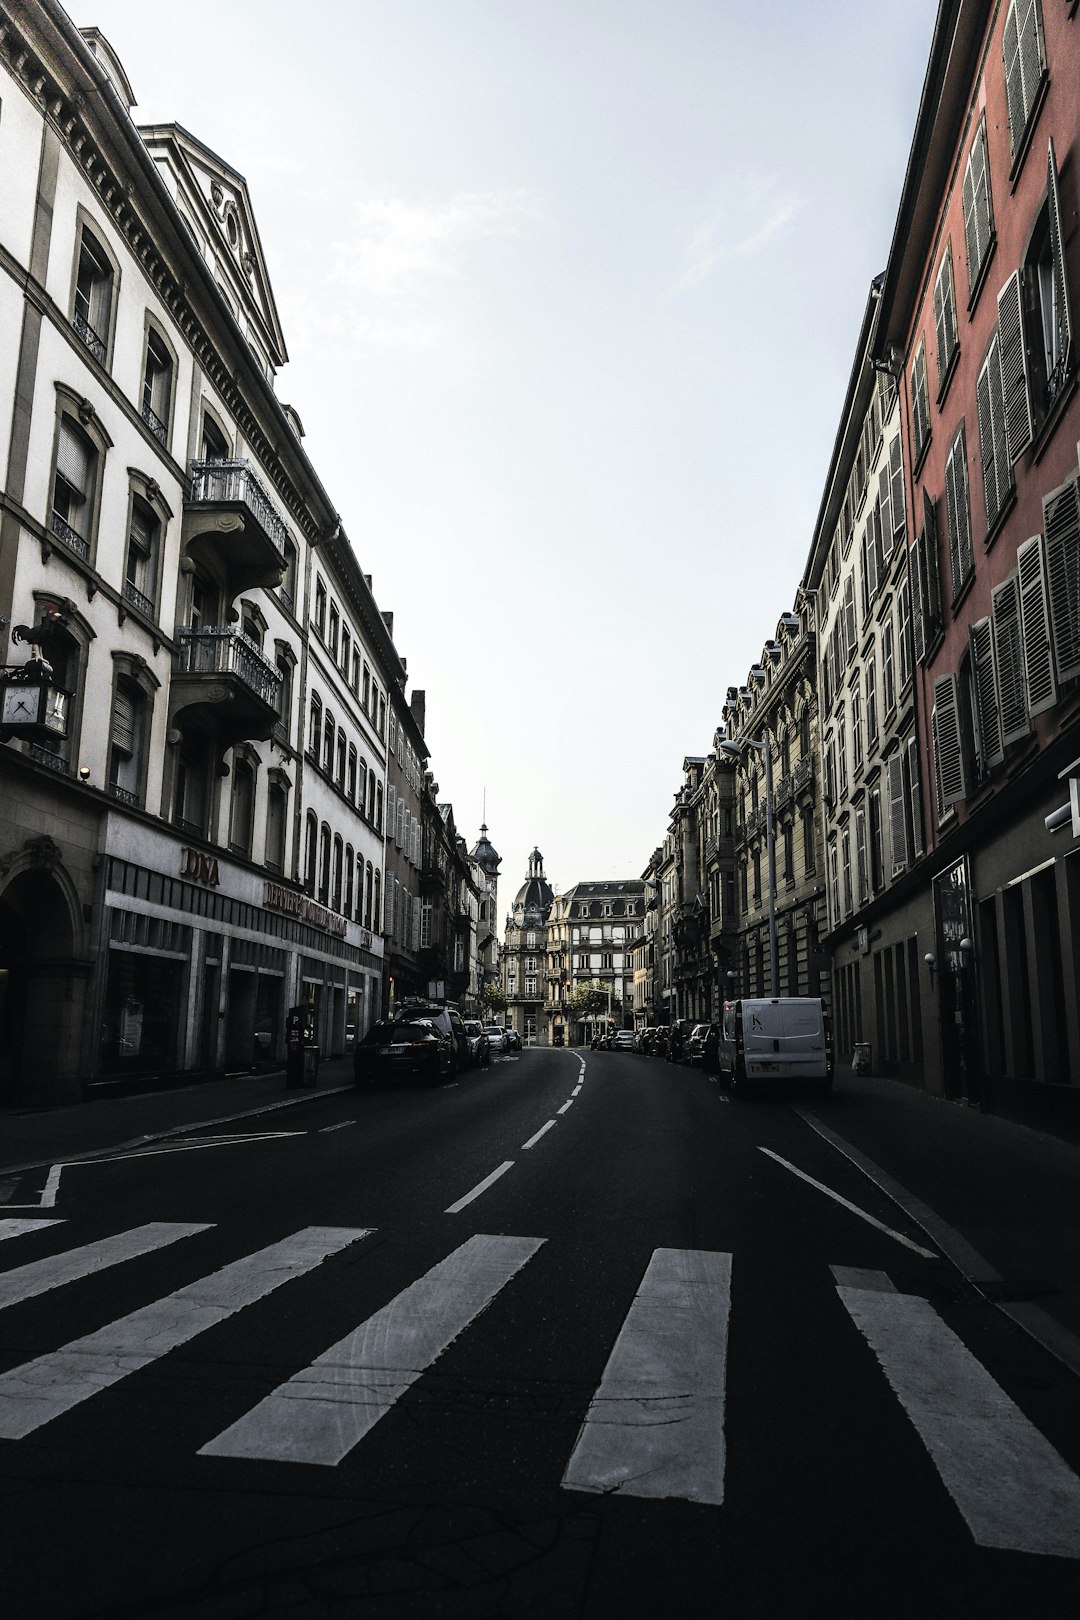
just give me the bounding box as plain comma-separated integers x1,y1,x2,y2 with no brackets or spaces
557,1100,574,1115
522,1121,557,1150
445,1161,515,1214
572,1084,582,1095
759,1148,938,1259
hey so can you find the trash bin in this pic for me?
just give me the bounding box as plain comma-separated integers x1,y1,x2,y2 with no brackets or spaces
852,1041,871,1075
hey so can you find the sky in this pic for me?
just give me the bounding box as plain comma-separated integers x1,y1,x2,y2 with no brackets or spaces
71,0,939,909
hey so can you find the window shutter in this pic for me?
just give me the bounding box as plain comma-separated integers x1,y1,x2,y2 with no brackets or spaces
933,673,967,813
887,753,907,875
386,782,396,830
1042,475,1080,685
888,435,905,544
933,248,957,389
843,573,857,659
997,270,1034,461
1017,531,1057,714
946,425,974,595
866,508,880,601
56,419,91,491
909,537,926,664
855,809,868,904
906,737,925,858
1047,138,1072,383
111,686,136,754
962,122,993,289
969,617,1004,769
1002,2,1025,153
910,344,930,460
878,466,893,563
992,574,1029,747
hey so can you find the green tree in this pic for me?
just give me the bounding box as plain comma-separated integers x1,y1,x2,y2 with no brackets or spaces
566,981,615,1019
481,982,508,1015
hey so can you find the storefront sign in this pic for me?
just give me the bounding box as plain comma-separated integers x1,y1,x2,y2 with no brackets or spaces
181,847,220,887
263,880,349,940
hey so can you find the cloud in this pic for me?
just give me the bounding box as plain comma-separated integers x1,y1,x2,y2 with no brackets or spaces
289,189,548,352
677,181,804,292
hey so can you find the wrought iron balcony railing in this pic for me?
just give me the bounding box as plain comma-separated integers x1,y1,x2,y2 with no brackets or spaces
187,460,289,563
50,510,90,561
175,628,282,709
72,312,107,365
141,400,168,445
123,579,155,619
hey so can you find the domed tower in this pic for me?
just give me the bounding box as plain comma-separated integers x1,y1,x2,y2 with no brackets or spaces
504,849,554,1045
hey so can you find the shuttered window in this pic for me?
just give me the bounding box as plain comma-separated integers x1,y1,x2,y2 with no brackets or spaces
1042,475,1080,686
842,573,857,661
910,490,942,664
975,332,1013,534
969,618,1005,771
1017,531,1057,714
997,269,1034,460
906,737,924,859
1002,0,1046,158
111,684,137,755
888,436,906,547
1043,138,1073,406
932,674,968,816
910,341,931,465
944,424,974,599
878,465,894,565
887,753,908,876
933,244,959,392
992,573,1029,747
962,120,995,297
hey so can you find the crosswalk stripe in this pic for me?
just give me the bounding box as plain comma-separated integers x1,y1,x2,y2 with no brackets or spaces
0,1226,369,1441
0,1222,210,1311
562,1248,731,1505
199,1233,544,1467
0,1219,64,1244
836,1278,1080,1558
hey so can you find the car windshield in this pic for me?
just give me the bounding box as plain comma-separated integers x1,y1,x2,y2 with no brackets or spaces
482,1027,502,1036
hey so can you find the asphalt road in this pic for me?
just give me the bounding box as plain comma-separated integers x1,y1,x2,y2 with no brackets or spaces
2,1047,1080,1618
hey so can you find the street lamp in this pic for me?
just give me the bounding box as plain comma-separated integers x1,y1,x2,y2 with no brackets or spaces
721,734,778,995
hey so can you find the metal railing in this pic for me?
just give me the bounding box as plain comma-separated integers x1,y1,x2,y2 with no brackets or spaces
123,579,155,619
187,459,289,561
141,400,168,445
50,510,90,561
175,627,282,708
72,312,107,364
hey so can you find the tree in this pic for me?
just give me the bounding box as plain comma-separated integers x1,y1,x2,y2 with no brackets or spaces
480,982,508,1015
565,981,617,1019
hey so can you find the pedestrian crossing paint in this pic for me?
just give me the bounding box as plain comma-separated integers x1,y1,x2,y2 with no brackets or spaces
200,1233,544,1467
835,1271,1080,1558
0,1226,368,1440
562,1247,732,1505
0,1219,63,1243
0,1221,209,1310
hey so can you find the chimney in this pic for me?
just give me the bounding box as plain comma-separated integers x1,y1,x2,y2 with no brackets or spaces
381,611,394,638
410,689,426,737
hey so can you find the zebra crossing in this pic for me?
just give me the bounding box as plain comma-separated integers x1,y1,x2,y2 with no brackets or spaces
1,1218,1079,1557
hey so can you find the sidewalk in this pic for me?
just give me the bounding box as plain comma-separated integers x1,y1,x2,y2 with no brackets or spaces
2,1058,1080,1382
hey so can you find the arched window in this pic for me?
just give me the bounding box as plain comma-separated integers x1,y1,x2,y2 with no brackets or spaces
348,744,357,801
367,771,376,823
372,869,381,935
318,824,331,905
230,757,256,856
308,694,322,760
336,728,346,790
332,834,343,913
375,783,383,832
304,811,318,894
364,862,374,929
323,710,335,775
345,844,355,918
358,758,368,816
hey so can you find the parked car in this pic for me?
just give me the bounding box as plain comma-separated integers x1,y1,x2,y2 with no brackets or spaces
612,1030,635,1050
483,1024,509,1054
666,1018,698,1064
504,1027,522,1051
462,1019,491,1068
354,1013,458,1087
686,1023,720,1070
719,998,833,1094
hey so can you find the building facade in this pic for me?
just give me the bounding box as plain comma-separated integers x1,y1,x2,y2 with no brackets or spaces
503,847,553,1043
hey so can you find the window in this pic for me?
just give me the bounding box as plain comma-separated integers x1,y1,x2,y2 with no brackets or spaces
341,625,351,674
348,744,358,802
882,622,896,718
319,824,331,905
72,222,115,364
304,812,317,895
107,672,150,806
865,656,878,749
962,119,995,299
373,870,381,934
801,805,816,875
265,781,287,872
851,686,863,773
314,578,327,638
328,604,339,660
124,496,160,619
855,808,868,905
275,648,293,736
200,411,230,461
1002,0,1046,161
230,758,256,857
345,844,355,918
1042,475,1080,688
932,673,969,817
944,423,974,599
322,710,335,775
174,734,212,837
910,490,942,663
933,244,959,393
336,728,346,791
141,327,173,445
308,694,322,760
332,835,343,913
51,415,98,559
896,579,912,689
976,330,1014,534
364,863,374,930
1001,141,1074,455
910,341,931,467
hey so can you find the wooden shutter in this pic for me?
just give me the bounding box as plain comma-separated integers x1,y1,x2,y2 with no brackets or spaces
878,466,893,564
888,436,905,544
962,123,993,289
1042,475,1080,685
111,685,136,754
910,344,930,459
969,617,1004,769
386,782,396,832
933,674,967,813
933,247,958,389
998,269,1034,461
866,507,880,601
992,573,1029,746
909,537,926,664
1047,138,1072,383
944,425,973,596
843,573,857,659
887,752,908,875
1017,531,1057,714
906,737,925,859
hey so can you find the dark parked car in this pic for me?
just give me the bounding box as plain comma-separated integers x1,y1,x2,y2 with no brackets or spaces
504,1027,522,1051
686,1023,720,1069
462,1020,491,1068
354,1015,455,1086
666,1019,697,1064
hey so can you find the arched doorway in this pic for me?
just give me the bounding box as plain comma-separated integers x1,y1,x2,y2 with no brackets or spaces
0,852,85,1104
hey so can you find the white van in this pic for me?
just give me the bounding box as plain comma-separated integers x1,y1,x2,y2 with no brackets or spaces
718,998,832,1093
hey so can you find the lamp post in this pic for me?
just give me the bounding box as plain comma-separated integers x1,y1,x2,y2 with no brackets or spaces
721,734,778,996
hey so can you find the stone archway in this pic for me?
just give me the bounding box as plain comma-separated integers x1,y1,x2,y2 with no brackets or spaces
0,845,87,1104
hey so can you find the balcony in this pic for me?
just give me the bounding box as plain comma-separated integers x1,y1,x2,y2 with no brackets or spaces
169,628,282,750
183,460,290,601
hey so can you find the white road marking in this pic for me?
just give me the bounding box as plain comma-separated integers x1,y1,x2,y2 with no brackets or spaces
0,1222,210,1311
200,1233,544,1466
830,1266,897,1294
0,1226,368,1440
0,1218,64,1242
563,1248,732,1505
318,1121,356,1132
3,1163,65,1211
84,1132,305,1164
572,1085,582,1095
445,1161,514,1213
557,1100,574,1115
522,1121,557,1150
759,1148,938,1258
836,1277,1080,1557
